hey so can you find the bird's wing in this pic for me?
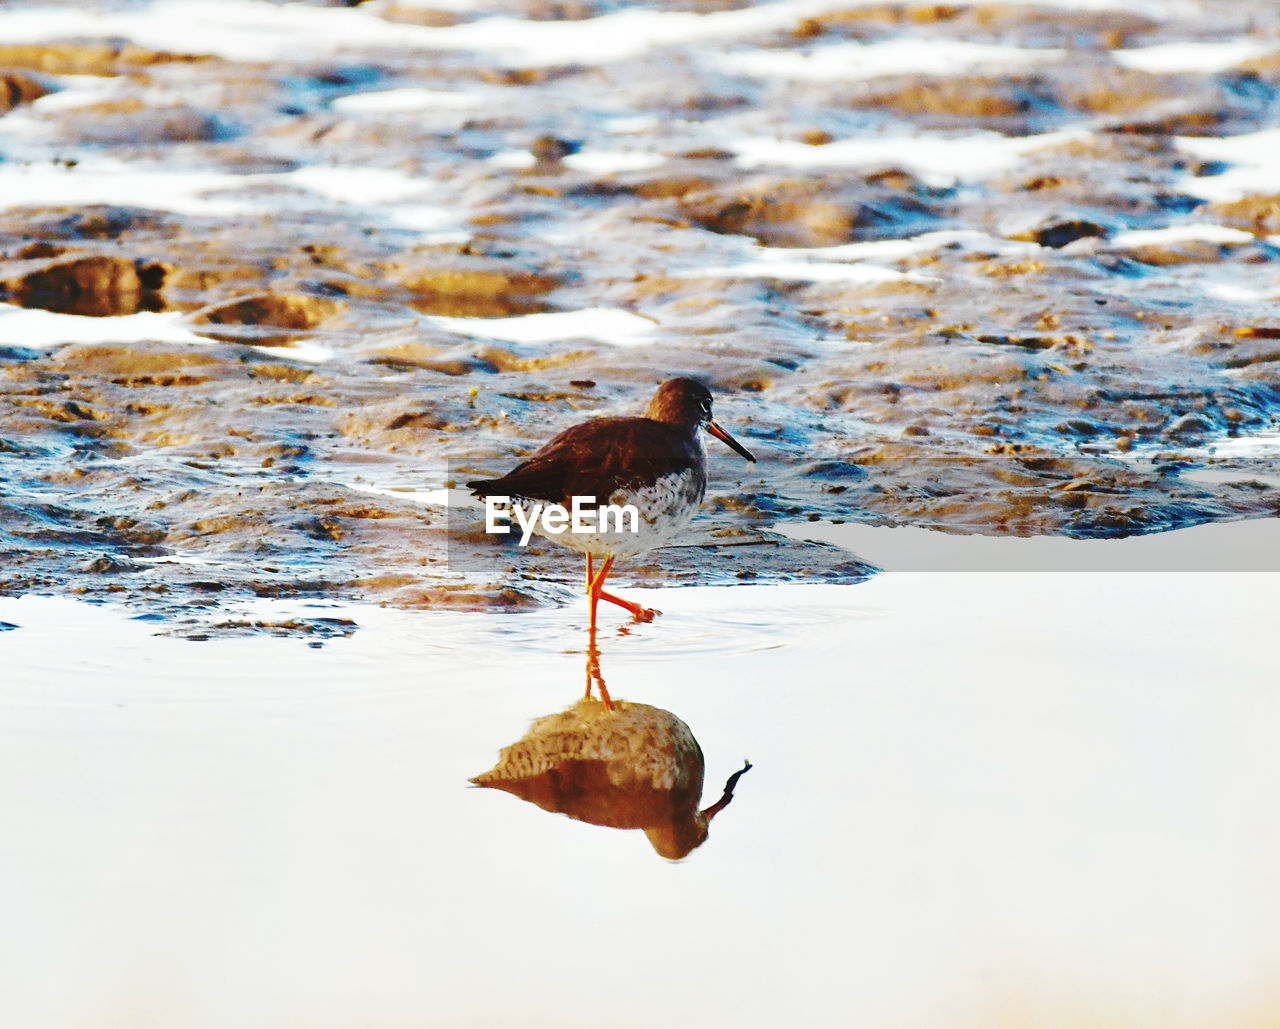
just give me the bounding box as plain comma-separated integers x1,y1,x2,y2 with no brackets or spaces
468,418,690,504
467,454,567,504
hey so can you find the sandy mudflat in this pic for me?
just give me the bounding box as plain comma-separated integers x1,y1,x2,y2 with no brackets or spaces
4,0,1280,629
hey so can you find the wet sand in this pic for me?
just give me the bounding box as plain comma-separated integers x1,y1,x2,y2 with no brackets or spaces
4,570,1279,1028
4,0,1280,628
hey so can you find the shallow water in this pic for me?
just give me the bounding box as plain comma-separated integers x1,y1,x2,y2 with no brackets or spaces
4,576,1280,1028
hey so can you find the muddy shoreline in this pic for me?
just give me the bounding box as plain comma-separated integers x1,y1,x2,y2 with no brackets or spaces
3,0,1280,634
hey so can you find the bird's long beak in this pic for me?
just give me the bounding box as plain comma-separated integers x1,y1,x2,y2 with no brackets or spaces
707,419,756,463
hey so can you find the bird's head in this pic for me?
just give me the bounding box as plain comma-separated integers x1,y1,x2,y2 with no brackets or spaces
646,378,756,463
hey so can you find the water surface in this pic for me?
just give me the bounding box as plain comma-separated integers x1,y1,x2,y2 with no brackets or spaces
4,576,1279,1027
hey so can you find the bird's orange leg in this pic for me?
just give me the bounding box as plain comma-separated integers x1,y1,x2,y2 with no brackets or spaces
589,556,659,624
588,555,615,600
586,554,600,635
588,556,613,630
598,589,658,622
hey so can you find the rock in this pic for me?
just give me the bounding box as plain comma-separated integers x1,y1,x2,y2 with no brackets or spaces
0,42,209,75
1010,218,1109,249
56,100,225,145
386,257,560,317
529,135,580,165
1,70,51,113
2,255,167,316
680,174,938,247
17,206,177,241
50,343,227,381
377,4,466,26
1209,194,1280,233
849,75,1050,130
1166,412,1216,437
193,292,344,330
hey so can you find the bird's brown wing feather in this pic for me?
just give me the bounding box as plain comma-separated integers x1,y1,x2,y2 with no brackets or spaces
467,417,696,504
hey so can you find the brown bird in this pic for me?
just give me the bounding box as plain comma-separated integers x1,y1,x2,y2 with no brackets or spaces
468,378,756,630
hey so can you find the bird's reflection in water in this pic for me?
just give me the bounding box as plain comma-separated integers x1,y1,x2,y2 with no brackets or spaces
471,639,751,860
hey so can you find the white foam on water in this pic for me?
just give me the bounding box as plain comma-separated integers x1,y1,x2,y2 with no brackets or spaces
26,75,126,112
0,303,210,349
0,0,838,66
690,260,931,285
0,0,1199,70
1175,129,1280,202
425,307,657,346
488,150,538,170
605,115,663,135
331,88,485,114
681,230,1037,284
1109,224,1256,248
0,160,429,217
1189,431,1280,461
385,218,471,241
1178,129,1280,165
338,482,454,507
564,150,667,174
1012,0,1202,13
0,1,430,63
1012,0,1201,15
382,0,1187,13
1201,278,1279,304
1179,466,1280,489
381,0,842,66
0,76,124,149
249,341,335,364
0,157,458,232
1113,39,1271,74
761,229,1034,262
280,165,431,205
0,160,257,218
712,38,1065,82
730,129,1090,186
364,0,477,10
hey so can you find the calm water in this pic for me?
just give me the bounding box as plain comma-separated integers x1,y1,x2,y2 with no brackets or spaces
4,574,1279,1028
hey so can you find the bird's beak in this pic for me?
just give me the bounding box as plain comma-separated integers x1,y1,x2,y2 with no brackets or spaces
707,419,756,463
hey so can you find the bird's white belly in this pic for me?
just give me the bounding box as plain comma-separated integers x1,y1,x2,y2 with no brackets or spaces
514,470,703,559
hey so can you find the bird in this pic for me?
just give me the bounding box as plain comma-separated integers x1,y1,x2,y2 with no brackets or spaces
467,378,756,630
